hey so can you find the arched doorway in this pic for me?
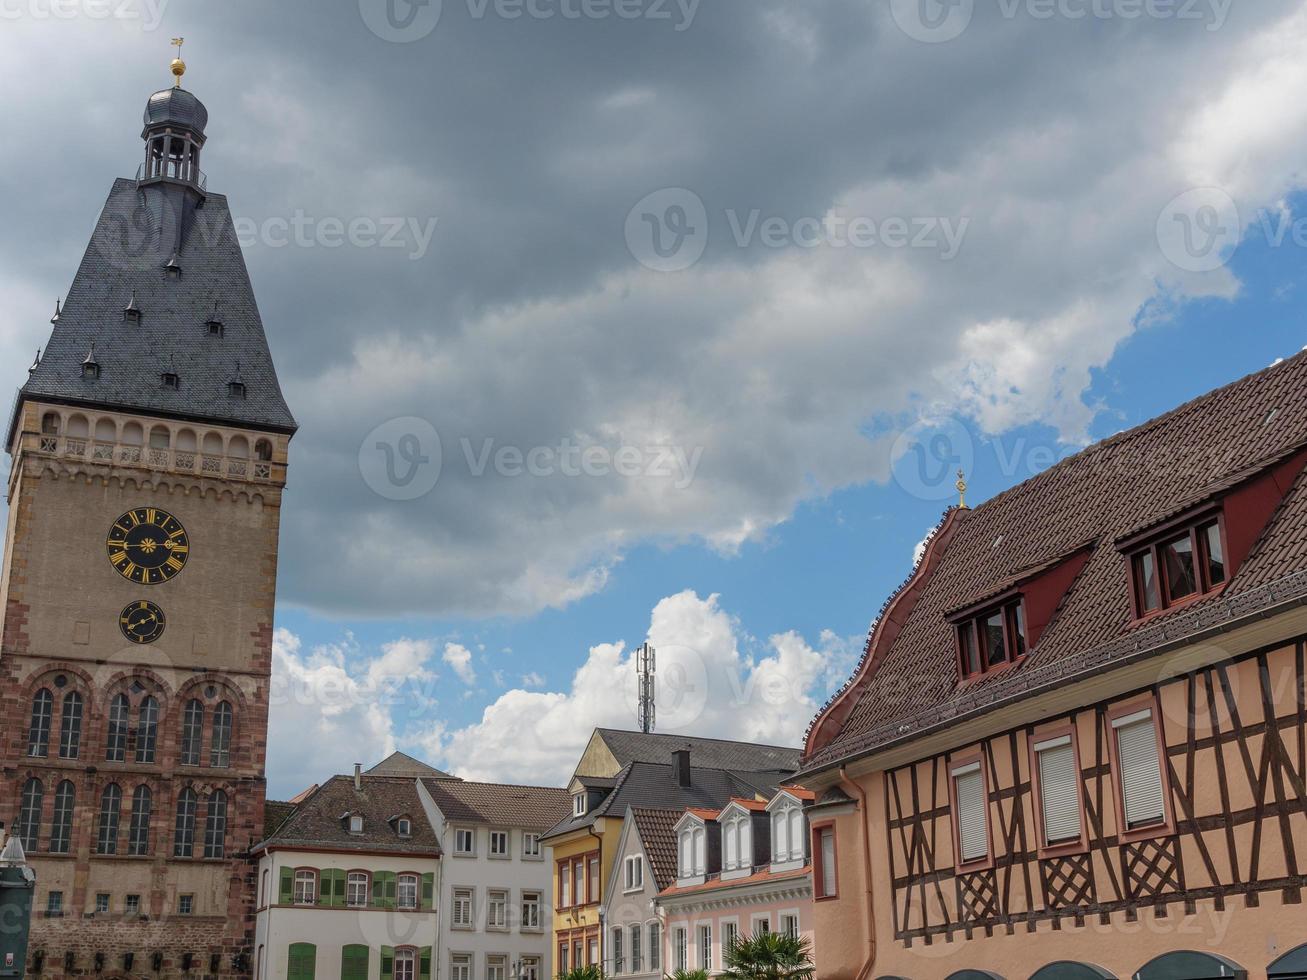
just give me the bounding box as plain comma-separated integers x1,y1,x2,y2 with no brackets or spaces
1134,951,1247,980
1269,944,1307,980
1031,964,1116,980
946,971,1006,980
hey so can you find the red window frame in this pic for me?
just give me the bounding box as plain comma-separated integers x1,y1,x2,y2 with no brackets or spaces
955,598,1028,681
946,751,994,871
1026,721,1088,859
1126,512,1228,619
811,822,839,901
1105,696,1176,844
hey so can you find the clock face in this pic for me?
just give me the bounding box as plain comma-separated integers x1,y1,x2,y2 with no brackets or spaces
120,600,166,645
106,508,190,585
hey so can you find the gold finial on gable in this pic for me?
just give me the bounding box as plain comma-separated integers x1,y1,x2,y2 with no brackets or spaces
956,469,969,510
170,38,186,87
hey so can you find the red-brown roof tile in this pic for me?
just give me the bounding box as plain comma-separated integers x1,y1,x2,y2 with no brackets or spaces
422,778,571,833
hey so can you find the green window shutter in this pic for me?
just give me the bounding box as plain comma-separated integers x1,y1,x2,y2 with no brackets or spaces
381,947,395,980
326,869,345,907
372,873,385,908
288,943,317,980
420,873,435,911
419,947,432,980
341,945,369,980
383,871,397,909
278,867,294,905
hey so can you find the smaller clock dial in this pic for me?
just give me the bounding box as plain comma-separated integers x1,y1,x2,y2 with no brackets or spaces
106,508,190,585
119,600,166,645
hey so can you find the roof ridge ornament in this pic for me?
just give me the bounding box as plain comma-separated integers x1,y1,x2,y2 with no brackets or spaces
51,298,61,323
171,37,186,88
124,290,141,322
29,348,41,375
956,469,970,511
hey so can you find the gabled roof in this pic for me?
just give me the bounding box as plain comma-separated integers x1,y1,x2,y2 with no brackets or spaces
590,729,801,775
629,808,682,891
543,760,795,840
368,751,454,779
422,778,571,833
805,351,1307,772
16,177,296,439
255,775,440,856
657,865,811,901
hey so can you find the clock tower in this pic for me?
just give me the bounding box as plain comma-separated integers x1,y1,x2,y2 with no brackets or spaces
0,57,295,978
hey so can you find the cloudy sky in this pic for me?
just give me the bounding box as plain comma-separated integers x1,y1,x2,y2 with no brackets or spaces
4,0,1307,796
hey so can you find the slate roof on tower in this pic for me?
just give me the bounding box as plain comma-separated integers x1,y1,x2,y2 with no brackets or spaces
590,729,802,774
803,351,1307,774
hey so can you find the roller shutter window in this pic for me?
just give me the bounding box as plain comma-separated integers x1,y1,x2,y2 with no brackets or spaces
1114,709,1167,829
1035,735,1082,845
952,762,989,864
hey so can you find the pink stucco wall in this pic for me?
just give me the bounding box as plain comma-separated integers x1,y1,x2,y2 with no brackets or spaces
659,875,814,974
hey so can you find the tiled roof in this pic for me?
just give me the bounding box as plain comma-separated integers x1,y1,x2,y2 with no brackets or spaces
658,865,812,900
422,779,571,833
368,751,453,779
263,800,297,839
805,352,1307,771
256,775,440,855
630,808,682,891
596,729,801,773
18,177,296,436
543,761,795,840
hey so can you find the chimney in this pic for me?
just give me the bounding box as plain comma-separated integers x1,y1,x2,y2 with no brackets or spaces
353,763,362,790
673,748,691,789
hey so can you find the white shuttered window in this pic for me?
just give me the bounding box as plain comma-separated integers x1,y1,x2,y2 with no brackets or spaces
1035,735,1081,845
952,762,989,864
1114,709,1167,828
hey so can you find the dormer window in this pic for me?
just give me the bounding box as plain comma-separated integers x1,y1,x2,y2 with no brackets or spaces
956,598,1027,680
573,794,587,817
162,372,180,390
82,347,100,381
123,291,141,324
207,320,224,338
721,810,752,874
397,818,412,838
348,814,364,835
228,381,246,400
1128,516,1225,617
770,799,806,866
676,823,707,880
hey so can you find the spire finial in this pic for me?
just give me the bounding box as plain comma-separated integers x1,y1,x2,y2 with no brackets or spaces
51,298,61,323
956,469,969,510
170,37,186,88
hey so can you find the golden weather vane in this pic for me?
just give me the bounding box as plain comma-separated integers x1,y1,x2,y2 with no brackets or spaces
956,469,969,510
170,37,186,87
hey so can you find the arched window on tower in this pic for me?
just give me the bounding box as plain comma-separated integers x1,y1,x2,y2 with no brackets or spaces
27,689,53,757
180,699,204,766
96,783,122,855
174,787,197,858
204,790,228,859
210,701,233,768
136,696,159,764
106,693,130,762
17,778,43,852
59,691,84,759
128,785,153,856
50,781,75,854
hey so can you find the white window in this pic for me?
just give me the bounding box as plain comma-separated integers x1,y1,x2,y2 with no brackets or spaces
674,928,688,971
521,891,541,930
561,863,572,907
394,949,415,980
752,916,770,936
397,873,419,910
649,923,661,972
771,802,806,864
781,914,799,938
487,889,508,929
489,830,509,857
724,813,752,871
723,921,738,953
558,946,570,975
1114,708,1168,829
348,814,364,834
487,954,507,980
817,827,838,898
678,830,693,877
455,828,476,855
612,927,624,974
347,872,369,908
1035,734,1083,845
523,833,542,858
630,924,642,973
623,855,644,891
574,794,587,816
293,870,316,905
698,925,712,971
451,954,472,980
693,827,706,874
452,887,474,928
521,958,540,980
952,761,989,864
397,818,412,837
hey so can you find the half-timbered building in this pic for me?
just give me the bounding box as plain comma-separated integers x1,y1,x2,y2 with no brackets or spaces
799,353,1307,980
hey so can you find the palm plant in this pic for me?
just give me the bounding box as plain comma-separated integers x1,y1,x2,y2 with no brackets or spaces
558,967,605,980
720,931,815,980
664,971,710,980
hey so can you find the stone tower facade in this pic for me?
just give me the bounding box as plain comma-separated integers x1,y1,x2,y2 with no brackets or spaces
1,69,295,978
